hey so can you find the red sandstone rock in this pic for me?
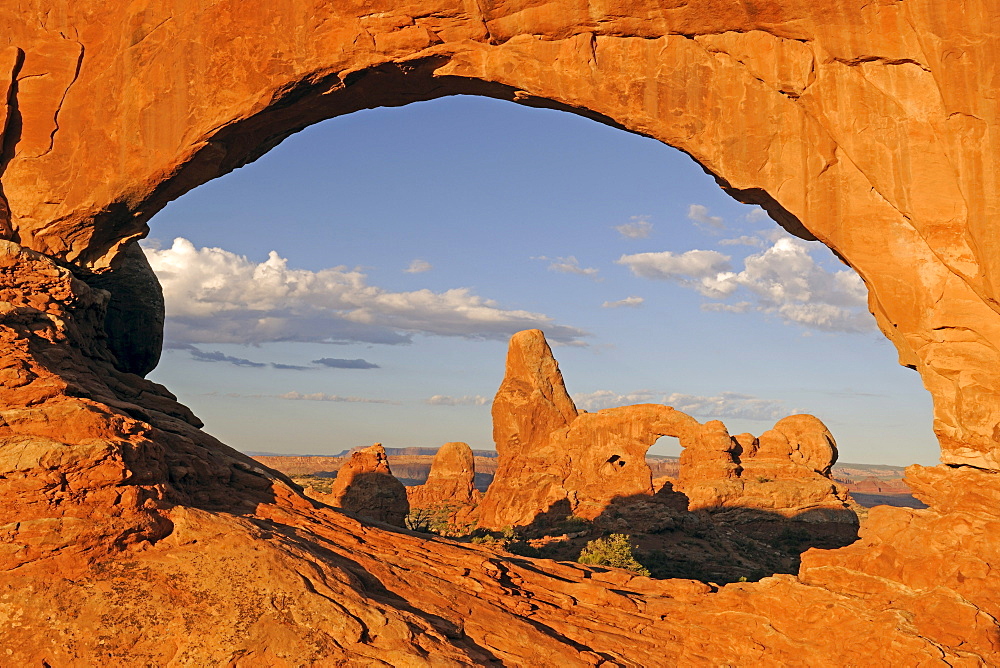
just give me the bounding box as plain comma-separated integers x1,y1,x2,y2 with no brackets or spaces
675,414,858,520
311,443,408,527
0,0,997,469
480,331,856,529
478,330,702,528
406,441,482,518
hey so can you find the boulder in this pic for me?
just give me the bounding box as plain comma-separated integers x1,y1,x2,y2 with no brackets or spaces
314,443,408,527
406,441,482,511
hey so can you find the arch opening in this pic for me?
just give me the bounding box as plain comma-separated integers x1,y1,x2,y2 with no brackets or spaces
138,94,934,582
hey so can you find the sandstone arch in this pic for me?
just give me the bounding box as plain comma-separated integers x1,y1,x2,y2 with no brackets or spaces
3,1,999,468
1,2,999,664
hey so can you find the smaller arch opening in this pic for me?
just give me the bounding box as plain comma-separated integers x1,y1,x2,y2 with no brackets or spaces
606,454,626,467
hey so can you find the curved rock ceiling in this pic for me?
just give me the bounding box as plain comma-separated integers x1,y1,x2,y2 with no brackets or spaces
0,1,997,663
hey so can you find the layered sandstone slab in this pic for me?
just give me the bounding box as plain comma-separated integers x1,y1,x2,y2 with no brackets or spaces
0,0,999,468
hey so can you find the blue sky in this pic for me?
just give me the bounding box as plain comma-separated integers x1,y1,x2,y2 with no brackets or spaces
143,95,936,466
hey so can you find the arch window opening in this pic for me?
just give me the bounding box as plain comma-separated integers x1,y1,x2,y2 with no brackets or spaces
142,95,933,580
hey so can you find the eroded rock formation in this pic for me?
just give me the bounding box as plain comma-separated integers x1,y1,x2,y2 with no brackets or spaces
407,441,482,513
0,1,998,664
309,442,409,526
480,330,857,529
675,413,858,521
479,330,703,528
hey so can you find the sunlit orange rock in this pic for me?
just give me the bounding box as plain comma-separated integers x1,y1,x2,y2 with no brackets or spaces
0,2,998,664
309,442,409,526
478,329,702,528
674,413,858,520
406,441,482,516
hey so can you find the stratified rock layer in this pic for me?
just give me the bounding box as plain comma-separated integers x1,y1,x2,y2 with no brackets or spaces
0,2,997,664
1,0,999,469
311,442,409,527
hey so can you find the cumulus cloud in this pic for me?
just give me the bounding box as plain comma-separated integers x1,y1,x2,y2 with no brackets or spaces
574,389,792,421
405,259,432,273
616,249,736,298
744,207,771,223
688,204,725,232
614,216,654,239
602,296,644,308
620,235,872,333
278,391,398,404
536,255,600,279
719,235,765,247
425,395,490,406
144,238,587,347
312,357,380,369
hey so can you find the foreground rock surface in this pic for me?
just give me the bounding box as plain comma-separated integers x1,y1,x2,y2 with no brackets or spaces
2,0,1000,470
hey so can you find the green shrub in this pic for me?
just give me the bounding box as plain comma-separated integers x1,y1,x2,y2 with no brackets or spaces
554,515,591,534
405,504,473,537
577,534,650,576
470,526,538,556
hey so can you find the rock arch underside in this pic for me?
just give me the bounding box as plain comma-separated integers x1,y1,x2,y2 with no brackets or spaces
0,1,998,664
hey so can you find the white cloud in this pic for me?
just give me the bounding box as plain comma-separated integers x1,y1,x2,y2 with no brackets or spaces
744,207,771,223
574,389,792,421
425,395,490,406
602,296,644,308
616,249,736,298
614,216,653,239
278,391,398,404
701,301,751,314
663,391,792,421
688,204,725,231
574,390,661,410
405,259,433,273
537,255,600,279
144,238,587,346
620,234,872,333
719,235,765,247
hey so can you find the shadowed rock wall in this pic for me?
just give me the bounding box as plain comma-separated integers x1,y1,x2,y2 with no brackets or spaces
0,1,998,664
